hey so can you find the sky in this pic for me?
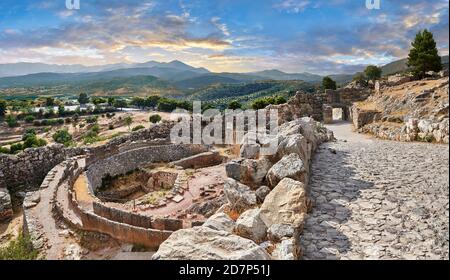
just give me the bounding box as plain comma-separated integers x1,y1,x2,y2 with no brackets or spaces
0,0,448,74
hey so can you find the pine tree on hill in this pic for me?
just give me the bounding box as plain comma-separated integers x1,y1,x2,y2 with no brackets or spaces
407,29,442,79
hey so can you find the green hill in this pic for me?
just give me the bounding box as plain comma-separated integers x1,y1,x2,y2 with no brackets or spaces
381,55,449,76
186,80,315,109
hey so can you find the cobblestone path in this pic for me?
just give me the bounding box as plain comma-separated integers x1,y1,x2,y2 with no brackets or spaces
301,122,449,260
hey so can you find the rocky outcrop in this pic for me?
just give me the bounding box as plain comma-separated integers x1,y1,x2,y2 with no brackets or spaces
152,226,271,260
351,106,382,130
152,115,334,261
0,188,13,222
352,76,449,143
259,178,307,230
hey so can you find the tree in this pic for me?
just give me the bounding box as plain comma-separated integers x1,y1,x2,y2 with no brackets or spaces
0,100,7,117
113,99,127,110
45,97,55,107
145,95,161,108
407,29,442,79
149,114,162,124
228,100,242,110
124,116,133,131
352,73,367,86
364,65,382,82
58,105,66,116
322,77,337,90
78,93,90,105
107,97,116,106
92,97,106,106
131,97,145,109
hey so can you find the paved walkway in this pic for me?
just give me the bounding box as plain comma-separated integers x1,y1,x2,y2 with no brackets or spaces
301,122,449,260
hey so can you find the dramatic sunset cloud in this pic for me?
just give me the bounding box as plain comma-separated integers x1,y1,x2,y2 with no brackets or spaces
0,0,448,74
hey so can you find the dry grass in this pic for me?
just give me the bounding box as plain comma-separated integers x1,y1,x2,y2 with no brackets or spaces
354,100,379,111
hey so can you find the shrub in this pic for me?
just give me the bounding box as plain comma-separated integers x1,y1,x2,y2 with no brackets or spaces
0,100,7,117
23,135,46,149
22,129,36,141
132,125,145,131
10,143,24,154
149,114,162,124
0,233,39,260
91,124,100,134
24,115,35,123
108,124,114,130
5,115,19,128
124,116,133,131
86,116,98,124
228,100,242,110
0,146,10,154
52,129,73,146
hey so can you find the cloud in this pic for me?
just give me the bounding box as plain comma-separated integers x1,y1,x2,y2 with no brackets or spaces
0,0,448,74
274,0,311,13
211,17,230,36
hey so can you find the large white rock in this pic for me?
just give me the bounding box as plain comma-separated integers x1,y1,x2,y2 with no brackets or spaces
240,144,260,159
225,158,272,187
203,213,236,233
223,178,257,211
267,224,296,242
266,153,307,187
259,178,307,229
235,208,267,243
276,134,310,162
271,238,300,260
152,226,271,260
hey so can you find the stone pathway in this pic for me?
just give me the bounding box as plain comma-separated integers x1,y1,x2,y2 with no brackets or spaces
301,122,449,260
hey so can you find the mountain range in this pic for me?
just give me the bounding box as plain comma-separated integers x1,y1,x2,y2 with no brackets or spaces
0,56,448,90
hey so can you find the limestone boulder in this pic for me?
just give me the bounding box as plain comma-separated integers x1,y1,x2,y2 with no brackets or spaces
203,213,235,233
255,186,271,204
276,134,310,163
267,224,296,242
271,238,300,260
152,226,271,260
240,144,260,159
259,178,307,229
223,178,257,211
235,208,267,243
0,188,13,222
266,153,307,187
418,119,433,134
225,157,272,187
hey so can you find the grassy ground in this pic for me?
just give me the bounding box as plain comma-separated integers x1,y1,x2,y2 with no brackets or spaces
0,232,39,260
